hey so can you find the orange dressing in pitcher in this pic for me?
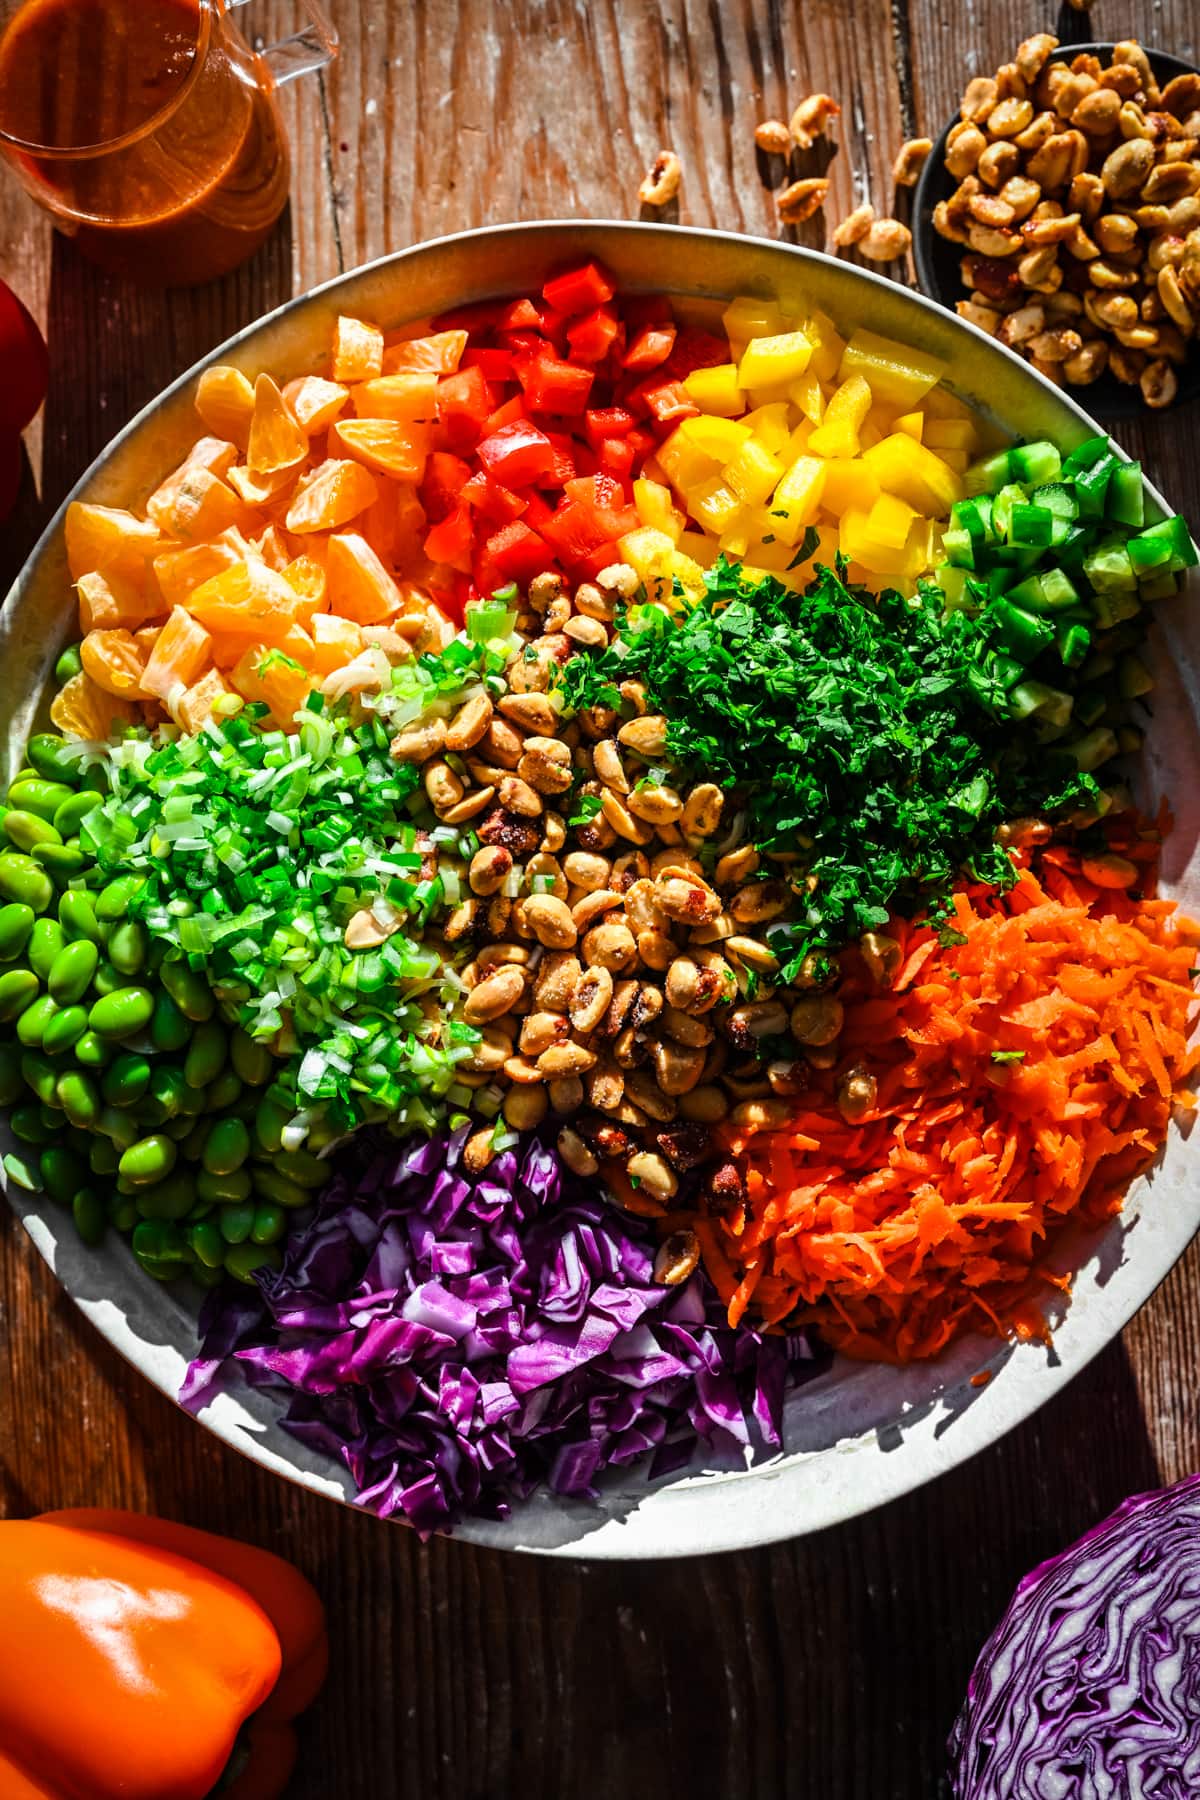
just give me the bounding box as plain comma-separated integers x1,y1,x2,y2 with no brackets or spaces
0,0,290,283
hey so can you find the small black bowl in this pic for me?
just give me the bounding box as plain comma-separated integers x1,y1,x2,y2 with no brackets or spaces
911,41,1199,419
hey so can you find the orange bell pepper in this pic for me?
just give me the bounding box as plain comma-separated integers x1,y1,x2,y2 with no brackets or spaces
0,1509,327,1800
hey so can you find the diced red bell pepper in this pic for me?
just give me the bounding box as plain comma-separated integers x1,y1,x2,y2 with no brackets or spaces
567,306,620,364
521,491,556,532
516,345,595,416
542,260,616,317
499,297,544,332
622,323,677,373
579,540,626,580
476,418,557,487
463,347,516,383
425,502,475,572
542,431,578,486
460,471,528,524
596,436,636,482
565,472,622,511
585,406,636,446
630,376,699,424
665,326,730,380
540,499,613,564
484,395,528,435
419,450,473,521
436,365,495,450
623,293,674,329
627,426,657,462
485,519,556,585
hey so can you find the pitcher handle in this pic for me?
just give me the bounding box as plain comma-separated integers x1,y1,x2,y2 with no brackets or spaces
226,0,339,88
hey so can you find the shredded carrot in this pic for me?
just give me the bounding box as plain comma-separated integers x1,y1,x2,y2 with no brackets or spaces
710,871,1198,1363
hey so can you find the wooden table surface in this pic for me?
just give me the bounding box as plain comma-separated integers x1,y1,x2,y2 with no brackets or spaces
2,2,1199,1793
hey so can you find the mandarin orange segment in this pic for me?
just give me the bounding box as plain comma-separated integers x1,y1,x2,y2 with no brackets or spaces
382,329,467,374
324,532,402,625
148,464,244,543
175,666,234,733
141,606,214,701
230,643,315,723
256,526,293,571
283,375,349,434
133,625,162,658
330,418,431,483
186,561,303,639
332,316,385,384
195,366,256,449
285,460,379,534
76,570,162,633
209,620,316,667
283,555,328,624
228,461,302,507
247,373,309,477
80,629,148,698
147,437,239,529
153,540,241,610
350,372,438,423
49,671,140,738
65,503,161,581
309,612,365,674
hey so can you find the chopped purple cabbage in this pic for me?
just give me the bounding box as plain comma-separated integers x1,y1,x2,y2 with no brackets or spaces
183,1127,823,1533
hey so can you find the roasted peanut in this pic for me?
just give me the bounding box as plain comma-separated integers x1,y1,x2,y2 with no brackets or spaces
833,203,876,248
639,149,681,207
755,118,792,156
893,137,932,186
464,965,526,1025
777,178,830,225
859,217,912,262
790,92,841,149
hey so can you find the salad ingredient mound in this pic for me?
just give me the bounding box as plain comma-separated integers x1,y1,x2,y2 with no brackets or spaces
556,554,1099,973
714,865,1198,1361
949,1473,1200,1798
183,1127,821,1530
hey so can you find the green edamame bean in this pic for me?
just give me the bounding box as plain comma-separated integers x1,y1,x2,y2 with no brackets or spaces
26,733,80,785
184,1019,226,1090
0,1042,23,1105
34,842,87,881
132,1218,188,1260
134,1171,195,1221
28,918,65,980
271,1146,329,1188
230,1027,274,1087
58,889,101,944
92,960,123,997
20,1051,58,1106
131,1095,168,1130
225,1241,283,1284
188,1220,226,1268
185,1198,213,1222
3,1150,42,1192
101,1051,151,1107
53,791,101,837
10,1105,52,1145
97,1103,138,1151
40,1147,87,1204
73,1029,111,1069
179,1118,209,1163
0,854,52,913
196,1166,253,1204
57,1069,100,1129
160,957,214,1022
135,1253,187,1281
95,873,147,923
176,1082,208,1118
118,1132,177,1187
250,1201,286,1245
89,1137,120,1176
7,779,73,823
41,1005,89,1056
150,990,192,1053
48,938,99,1004
54,645,84,685
205,1069,242,1112
147,1064,188,1118
3,810,60,853
0,902,34,961
218,1199,255,1244
166,1113,196,1141
107,919,147,976
107,1195,139,1232
17,994,59,1048
72,1187,106,1244
0,968,39,1020
203,1116,250,1176
89,986,154,1039
252,1166,309,1210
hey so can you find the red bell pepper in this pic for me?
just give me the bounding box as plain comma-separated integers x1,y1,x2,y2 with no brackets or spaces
425,502,475,571
567,305,620,364
484,519,556,584
665,325,730,379
596,435,636,482
623,322,677,373
516,345,595,416
584,406,636,446
435,365,494,450
476,418,557,487
629,375,699,424
461,470,527,524
540,499,613,564
498,296,544,332
419,449,472,520
542,430,579,486
463,346,516,383
484,394,528,435
542,259,616,317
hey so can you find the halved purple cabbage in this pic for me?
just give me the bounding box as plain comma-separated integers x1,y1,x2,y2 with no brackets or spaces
183,1128,822,1532
949,1474,1200,1797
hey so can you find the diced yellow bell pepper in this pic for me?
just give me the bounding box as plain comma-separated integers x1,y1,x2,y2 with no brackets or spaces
839,509,913,578
690,476,745,535
859,423,883,452
805,311,847,382
819,458,881,517
724,439,786,506
657,425,719,494
924,417,979,452
839,328,946,410
867,492,918,550
742,402,791,455
683,362,746,417
678,530,718,570
863,433,963,515
940,450,971,473
906,517,936,573
784,420,813,460
769,455,826,545
618,526,677,602
922,386,977,423
789,370,825,424
722,296,787,347
825,374,873,430
893,410,925,442
668,551,709,605
808,417,860,459
719,526,750,559
737,329,813,389
678,414,753,461
741,535,798,573
634,478,685,543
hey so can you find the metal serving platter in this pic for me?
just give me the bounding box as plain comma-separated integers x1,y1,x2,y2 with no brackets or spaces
3,222,1198,1559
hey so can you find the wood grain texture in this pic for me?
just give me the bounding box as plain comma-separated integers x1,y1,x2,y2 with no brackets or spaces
1,2,1199,1795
